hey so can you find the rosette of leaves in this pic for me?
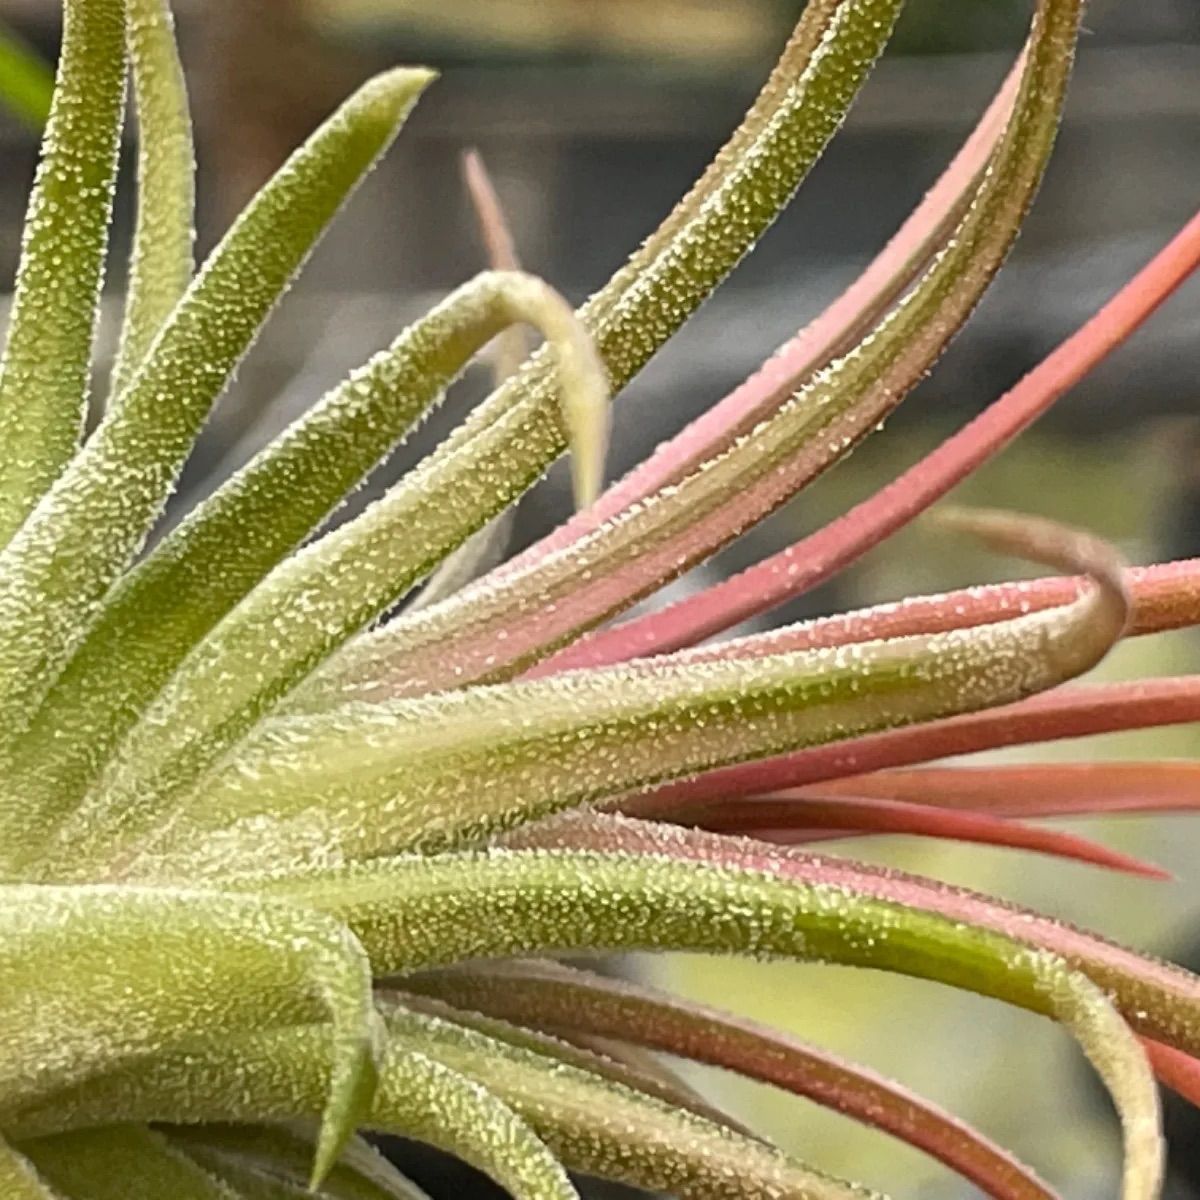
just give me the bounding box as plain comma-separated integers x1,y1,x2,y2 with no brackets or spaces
2,2,1200,1199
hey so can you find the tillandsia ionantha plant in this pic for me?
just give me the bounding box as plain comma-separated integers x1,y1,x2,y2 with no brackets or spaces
5,0,1200,1198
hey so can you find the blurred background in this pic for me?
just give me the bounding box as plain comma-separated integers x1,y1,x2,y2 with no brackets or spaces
1,1,1199,1196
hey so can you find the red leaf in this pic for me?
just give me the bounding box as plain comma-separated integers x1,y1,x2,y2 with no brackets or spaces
789,762,1200,819
410,959,1061,1200
664,792,1170,878
544,209,1200,673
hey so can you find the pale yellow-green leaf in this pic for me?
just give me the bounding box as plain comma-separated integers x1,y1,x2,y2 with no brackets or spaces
0,0,126,546
109,0,196,399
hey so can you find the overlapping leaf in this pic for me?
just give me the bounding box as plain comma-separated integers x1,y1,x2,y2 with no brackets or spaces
0,0,1197,1196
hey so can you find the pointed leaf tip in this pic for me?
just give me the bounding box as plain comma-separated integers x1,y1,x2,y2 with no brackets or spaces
357,66,438,126
312,1006,387,1188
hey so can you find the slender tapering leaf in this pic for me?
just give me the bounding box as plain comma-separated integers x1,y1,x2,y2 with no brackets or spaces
109,0,196,399
404,150,527,615
168,1125,435,1200
392,990,748,1136
0,66,433,764
555,203,1200,669
1,269,603,870
0,885,381,1184
407,961,1059,1200
126,0,907,749
92,509,1125,877
0,0,126,546
260,848,1162,1200
520,813,1200,1066
311,0,1083,703
375,998,871,1200
7,1035,581,1200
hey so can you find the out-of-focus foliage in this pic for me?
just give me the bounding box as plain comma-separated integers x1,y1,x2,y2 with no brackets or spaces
0,19,52,128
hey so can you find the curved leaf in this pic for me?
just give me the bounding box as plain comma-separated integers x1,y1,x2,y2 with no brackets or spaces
109,0,196,398
391,990,750,1136
517,814,1200,1063
114,508,1126,876
260,847,1162,1200
375,995,872,1200
7,268,604,870
309,0,1082,705
552,204,1200,669
245,0,909,710
0,0,126,546
643,677,1200,805
8,1033,581,1200
0,66,434,759
645,559,1200,674
168,1125,435,1200
406,960,1059,1200
402,149,526,615
500,48,1024,580
0,884,381,1184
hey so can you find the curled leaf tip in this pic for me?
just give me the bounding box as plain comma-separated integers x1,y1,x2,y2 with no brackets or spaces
565,366,611,510
927,503,1130,668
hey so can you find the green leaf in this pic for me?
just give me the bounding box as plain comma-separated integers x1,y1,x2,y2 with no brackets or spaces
18,1125,240,1200
407,960,1059,1200
2,268,603,872
262,848,1164,1200
0,66,434,760
170,1151,343,1200
0,23,55,131
375,997,872,1200
157,1156,293,1200
68,0,905,818
0,884,382,1184
311,0,1085,704
280,0,908,633
391,990,748,1137
0,0,126,547
8,1033,582,1200
109,0,196,399
121,514,1123,876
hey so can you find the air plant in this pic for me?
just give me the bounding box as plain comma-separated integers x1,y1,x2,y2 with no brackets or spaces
3,1,1200,1199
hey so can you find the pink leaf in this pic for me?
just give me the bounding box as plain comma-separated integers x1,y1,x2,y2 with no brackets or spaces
638,677,1200,805
785,762,1200,819
1143,1039,1200,1108
307,39,1048,703
661,792,1170,878
509,812,1200,1057
409,959,1061,1200
500,53,1023,570
544,208,1200,672
624,559,1200,676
